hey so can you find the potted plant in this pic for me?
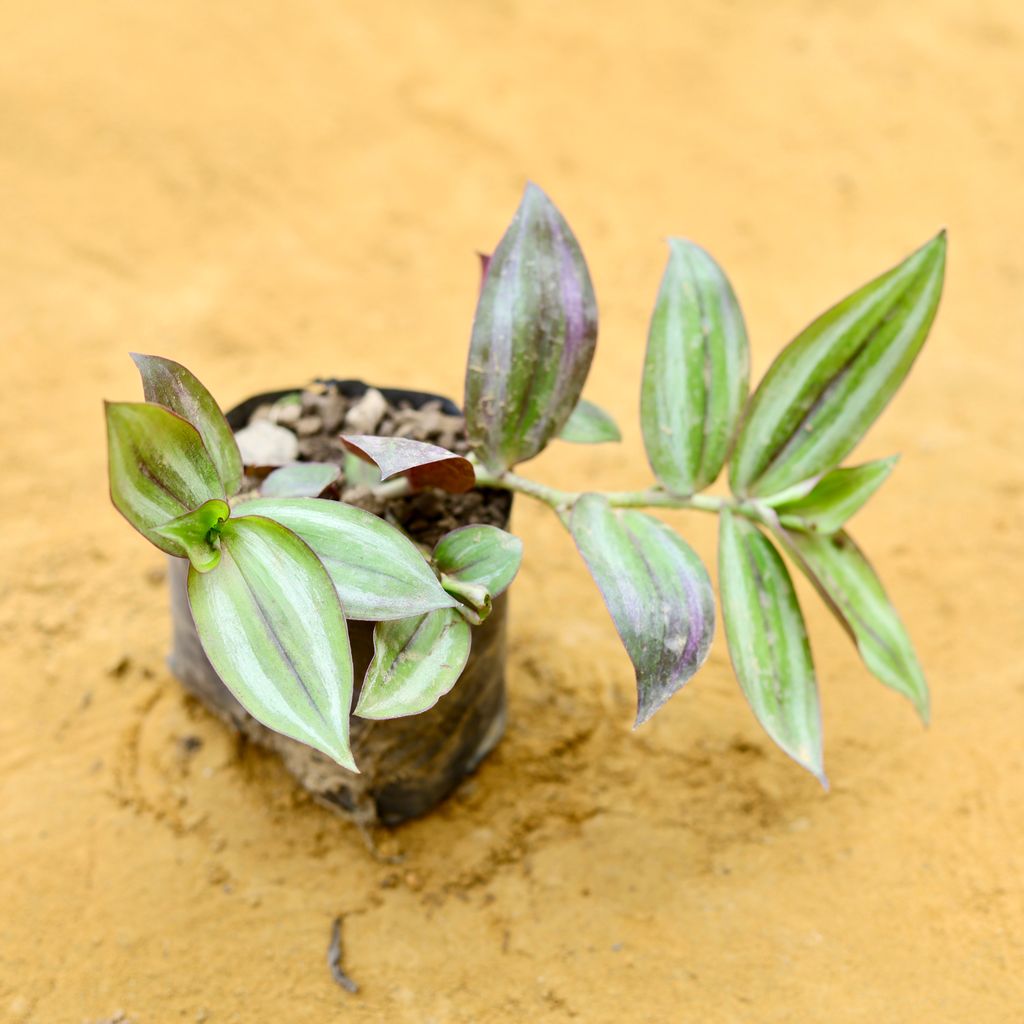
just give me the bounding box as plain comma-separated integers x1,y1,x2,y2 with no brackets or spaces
105,183,945,824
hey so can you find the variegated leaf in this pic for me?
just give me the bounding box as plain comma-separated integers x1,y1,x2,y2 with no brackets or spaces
187,515,356,770
730,233,946,497
718,510,826,784
464,183,598,472
775,527,929,722
771,457,898,534
642,240,749,494
105,401,224,557
131,354,243,496
355,608,471,720
570,494,715,725
433,525,523,600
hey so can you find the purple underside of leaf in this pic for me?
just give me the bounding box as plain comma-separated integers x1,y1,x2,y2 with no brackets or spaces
340,435,475,493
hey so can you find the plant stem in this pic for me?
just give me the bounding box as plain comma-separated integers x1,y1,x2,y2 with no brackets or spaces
469,461,767,525
368,458,768,525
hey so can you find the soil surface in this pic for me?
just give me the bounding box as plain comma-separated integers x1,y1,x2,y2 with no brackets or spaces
1,2,1022,1021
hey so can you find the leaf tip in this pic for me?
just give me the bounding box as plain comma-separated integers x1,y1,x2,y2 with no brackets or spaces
128,351,158,374
919,228,948,269
914,691,932,728
632,681,680,729
332,748,360,774
632,704,657,730
665,235,696,255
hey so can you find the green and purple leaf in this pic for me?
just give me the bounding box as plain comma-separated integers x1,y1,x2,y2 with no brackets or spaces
642,240,750,495
235,497,457,621
105,401,225,557
770,456,898,534
569,494,715,726
464,183,598,472
730,232,946,498
355,608,471,720
131,354,244,496
152,498,230,572
433,523,522,624
187,515,356,770
718,511,825,784
261,462,341,499
433,525,523,600
774,527,929,722
558,398,622,444
341,435,475,494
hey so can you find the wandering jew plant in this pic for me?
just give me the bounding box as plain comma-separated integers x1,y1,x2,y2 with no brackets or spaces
105,184,945,785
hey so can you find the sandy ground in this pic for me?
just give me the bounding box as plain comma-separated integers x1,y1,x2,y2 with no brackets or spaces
1,1,1022,1021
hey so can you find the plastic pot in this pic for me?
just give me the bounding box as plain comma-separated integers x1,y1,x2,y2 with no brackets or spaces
166,380,512,826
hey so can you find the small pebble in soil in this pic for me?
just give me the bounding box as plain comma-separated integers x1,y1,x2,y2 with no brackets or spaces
144,566,166,586
270,400,301,427
234,420,299,466
343,387,387,434
295,414,322,437
107,655,131,678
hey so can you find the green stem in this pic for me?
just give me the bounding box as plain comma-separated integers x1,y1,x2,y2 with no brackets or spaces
470,460,767,525
369,458,769,525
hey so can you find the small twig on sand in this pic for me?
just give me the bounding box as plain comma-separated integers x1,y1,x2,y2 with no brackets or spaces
327,916,359,994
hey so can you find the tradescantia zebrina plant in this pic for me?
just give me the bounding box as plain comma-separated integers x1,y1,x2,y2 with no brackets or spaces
105,183,945,788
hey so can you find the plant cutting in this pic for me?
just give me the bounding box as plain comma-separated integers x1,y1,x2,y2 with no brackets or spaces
105,183,945,820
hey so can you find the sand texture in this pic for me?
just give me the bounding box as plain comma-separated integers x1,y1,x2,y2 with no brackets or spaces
1,1,1022,1021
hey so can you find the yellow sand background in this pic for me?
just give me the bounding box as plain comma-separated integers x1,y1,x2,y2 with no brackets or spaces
2,1,1022,1021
